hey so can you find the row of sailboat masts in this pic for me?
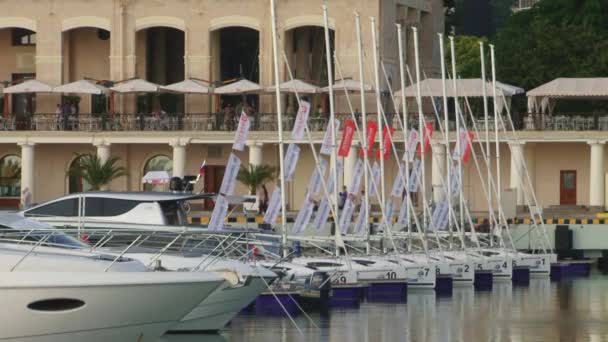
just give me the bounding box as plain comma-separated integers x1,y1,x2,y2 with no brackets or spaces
266,3,549,254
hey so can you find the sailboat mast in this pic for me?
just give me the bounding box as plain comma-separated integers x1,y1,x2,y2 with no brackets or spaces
355,13,371,254
412,27,427,238
397,24,412,251
438,33,452,248
370,17,387,253
322,5,341,256
480,42,493,235
448,36,464,242
490,44,502,228
269,0,288,257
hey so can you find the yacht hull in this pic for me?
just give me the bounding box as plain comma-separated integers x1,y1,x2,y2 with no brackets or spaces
170,277,268,332
0,272,222,342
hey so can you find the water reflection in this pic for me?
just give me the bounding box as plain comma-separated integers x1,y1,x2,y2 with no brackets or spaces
158,275,608,342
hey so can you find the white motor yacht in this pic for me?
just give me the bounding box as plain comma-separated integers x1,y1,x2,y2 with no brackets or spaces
126,253,276,332
0,215,224,342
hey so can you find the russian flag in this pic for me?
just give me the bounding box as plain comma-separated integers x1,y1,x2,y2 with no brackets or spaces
199,161,207,175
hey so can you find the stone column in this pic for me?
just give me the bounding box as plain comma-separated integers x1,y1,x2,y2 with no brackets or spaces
171,142,188,178
19,143,35,206
589,141,605,207
248,142,263,166
95,143,112,164
431,143,446,202
343,143,359,190
509,142,525,206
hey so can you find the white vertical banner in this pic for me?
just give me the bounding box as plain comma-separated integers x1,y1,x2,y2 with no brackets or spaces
353,206,367,235
338,197,356,234
219,153,241,195
390,167,406,198
307,158,328,195
369,161,381,199
348,159,364,194
208,195,229,231
384,200,395,224
292,195,315,235
320,119,341,155
449,163,461,197
232,111,250,151
408,159,422,193
326,159,343,194
430,201,450,231
397,198,409,225
313,198,331,230
405,129,419,162
283,143,301,181
292,100,311,140
263,188,282,224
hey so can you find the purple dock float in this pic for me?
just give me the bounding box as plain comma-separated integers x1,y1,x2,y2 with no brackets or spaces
330,286,362,308
566,261,592,277
367,282,408,302
512,266,530,286
474,270,493,291
551,262,570,281
255,293,300,317
435,275,453,296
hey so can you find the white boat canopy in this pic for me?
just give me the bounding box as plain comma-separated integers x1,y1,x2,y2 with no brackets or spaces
53,79,109,95
266,79,320,94
111,78,160,94
214,79,263,94
161,79,211,94
3,79,54,94
321,79,374,93
396,78,524,98
142,171,172,184
527,78,608,114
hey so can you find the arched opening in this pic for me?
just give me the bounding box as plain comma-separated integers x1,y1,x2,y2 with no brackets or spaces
283,26,334,115
135,27,185,114
0,155,21,198
68,155,92,194
211,26,259,113
62,27,111,116
143,155,173,191
0,27,36,123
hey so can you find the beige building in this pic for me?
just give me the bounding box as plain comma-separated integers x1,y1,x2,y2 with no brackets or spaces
12,0,595,218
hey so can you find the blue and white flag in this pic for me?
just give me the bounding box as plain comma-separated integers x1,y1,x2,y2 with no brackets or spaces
263,188,282,224
208,195,229,231
283,143,301,181
369,162,381,199
408,159,422,193
397,198,409,225
219,153,241,195
293,194,315,234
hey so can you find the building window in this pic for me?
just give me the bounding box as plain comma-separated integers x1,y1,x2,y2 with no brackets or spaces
143,155,172,191
12,29,36,46
0,155,21,198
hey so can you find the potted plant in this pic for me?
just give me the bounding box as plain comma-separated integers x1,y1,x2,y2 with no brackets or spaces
236,164,277,213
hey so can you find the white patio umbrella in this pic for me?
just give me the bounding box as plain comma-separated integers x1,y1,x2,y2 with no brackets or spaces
266,79,320,94
321,79,373,93
3,79,53,94
214,79,263,95
161,79,211,94
53,80,109,95
110,78,160,94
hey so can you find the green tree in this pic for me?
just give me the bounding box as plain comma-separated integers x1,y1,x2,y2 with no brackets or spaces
67,153,127,191
445,35,489,79
236,164,277,201
494,0,608,112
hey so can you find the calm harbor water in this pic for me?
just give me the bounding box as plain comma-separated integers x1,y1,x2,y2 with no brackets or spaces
160,272,608,342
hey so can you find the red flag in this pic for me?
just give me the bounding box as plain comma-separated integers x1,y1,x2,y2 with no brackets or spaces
375,126,395,160
338,119,356,157
359,120,378,158
418,122,434,156
462,131,475,163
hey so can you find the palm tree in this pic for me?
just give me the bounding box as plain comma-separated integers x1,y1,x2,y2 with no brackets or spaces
236,164,277,201
67,153,127,191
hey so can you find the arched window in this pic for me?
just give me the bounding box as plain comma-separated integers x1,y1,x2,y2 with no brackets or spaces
143,155,172,191
68,155,92,194
0,155,21,198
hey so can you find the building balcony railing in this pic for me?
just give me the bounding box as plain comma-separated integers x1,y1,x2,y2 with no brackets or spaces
1,112,605,134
